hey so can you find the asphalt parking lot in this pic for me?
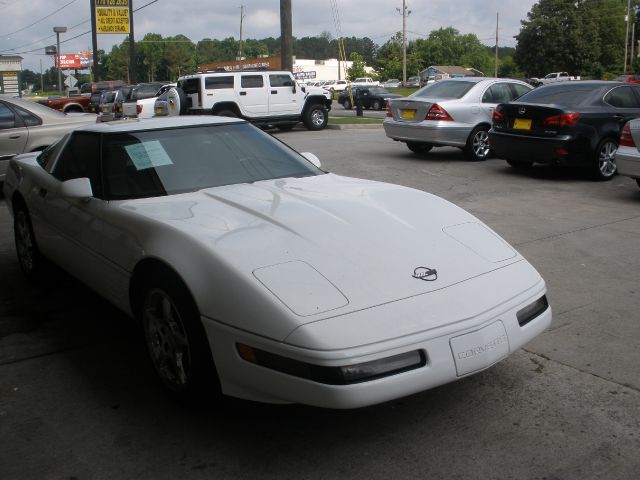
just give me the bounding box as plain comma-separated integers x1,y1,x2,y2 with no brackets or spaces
1,126,639,479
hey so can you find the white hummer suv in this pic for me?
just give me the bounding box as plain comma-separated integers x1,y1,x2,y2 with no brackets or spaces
166,70,332,130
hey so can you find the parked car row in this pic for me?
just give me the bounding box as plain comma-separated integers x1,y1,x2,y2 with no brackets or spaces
383,77,640,184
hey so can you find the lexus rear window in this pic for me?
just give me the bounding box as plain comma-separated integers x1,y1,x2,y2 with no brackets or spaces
515,84,598,106
411,80,476,99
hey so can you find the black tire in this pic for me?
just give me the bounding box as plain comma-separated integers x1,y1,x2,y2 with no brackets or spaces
139,270,220,401
407,142,433,154
343,99,352,110
175,87,187,115
506,159,534,169
372,99,382,110
215,109,238,118
465,125,491,161
303,104,328,130
592,137,618,180
13,203,46,282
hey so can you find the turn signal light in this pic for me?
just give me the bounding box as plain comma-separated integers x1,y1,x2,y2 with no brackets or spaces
425,104,453,121
620,122,636,147
541,112,580,127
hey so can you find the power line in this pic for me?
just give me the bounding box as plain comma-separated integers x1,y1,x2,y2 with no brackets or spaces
0,0,79,38
6,0,159,56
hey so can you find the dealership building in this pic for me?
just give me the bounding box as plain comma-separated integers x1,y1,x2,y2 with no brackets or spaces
199,56,374,82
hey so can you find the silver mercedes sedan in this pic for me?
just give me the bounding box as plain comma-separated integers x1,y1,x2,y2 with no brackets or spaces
384,78,532,161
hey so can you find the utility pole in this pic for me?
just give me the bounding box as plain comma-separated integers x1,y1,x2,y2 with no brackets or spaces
280,0,293,72
90,0,99,81
53,26,67,93
494,12,499,77
129,0,135,84
396,1,411,85
625,0,631,72
238,5,245,67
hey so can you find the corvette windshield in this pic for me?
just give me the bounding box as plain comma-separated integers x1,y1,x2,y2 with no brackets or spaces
102,123,322,200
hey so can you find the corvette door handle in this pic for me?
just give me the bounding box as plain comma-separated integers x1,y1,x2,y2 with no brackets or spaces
271,90,278,94
239,91,247,96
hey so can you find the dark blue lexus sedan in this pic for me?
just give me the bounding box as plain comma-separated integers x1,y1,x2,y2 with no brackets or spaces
489,81,640,180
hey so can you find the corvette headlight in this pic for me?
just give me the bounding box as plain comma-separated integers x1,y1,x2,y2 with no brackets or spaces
236,344,426,385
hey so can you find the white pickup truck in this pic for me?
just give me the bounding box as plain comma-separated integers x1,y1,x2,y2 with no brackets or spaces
535,72,581,85
351,77,380,87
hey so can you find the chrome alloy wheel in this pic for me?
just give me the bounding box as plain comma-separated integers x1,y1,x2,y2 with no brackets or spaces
310,108,325,128
472,129,491,160
144,288,191,391
597,140,618,179
15,210,35,273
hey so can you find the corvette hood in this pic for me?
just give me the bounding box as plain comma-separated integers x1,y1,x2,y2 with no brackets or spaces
124,173,524,319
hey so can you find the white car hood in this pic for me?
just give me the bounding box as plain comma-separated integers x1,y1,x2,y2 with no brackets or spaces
124,173,522,323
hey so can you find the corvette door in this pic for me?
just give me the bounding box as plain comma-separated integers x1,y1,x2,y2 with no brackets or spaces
36,132,130,304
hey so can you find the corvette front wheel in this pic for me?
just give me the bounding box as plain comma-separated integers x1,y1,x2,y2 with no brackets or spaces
14,204,46,281
140,273,219,401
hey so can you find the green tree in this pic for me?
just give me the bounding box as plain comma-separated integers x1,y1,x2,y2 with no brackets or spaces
140,33,165,81
411,27,493,75
514,0,628,78
163,35,196,80
346,52,367,80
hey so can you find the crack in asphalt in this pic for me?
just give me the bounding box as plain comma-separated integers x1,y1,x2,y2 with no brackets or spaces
514,214,640,247
522,348,640,393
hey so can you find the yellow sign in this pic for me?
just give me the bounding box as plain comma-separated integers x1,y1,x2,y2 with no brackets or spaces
96,0,130,34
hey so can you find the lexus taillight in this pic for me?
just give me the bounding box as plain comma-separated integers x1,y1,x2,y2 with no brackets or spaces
620,121,636,147
541,112,580,127
492,109,505,122
386,104,392,117
425,104,453,121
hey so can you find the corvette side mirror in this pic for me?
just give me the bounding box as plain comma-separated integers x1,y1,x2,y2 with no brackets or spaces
60,177,93,200
301,152,321,169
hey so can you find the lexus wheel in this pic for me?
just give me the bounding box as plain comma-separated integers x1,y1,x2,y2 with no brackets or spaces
593,138,618,180
372,100,382,110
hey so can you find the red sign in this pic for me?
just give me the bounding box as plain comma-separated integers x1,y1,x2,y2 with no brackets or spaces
56,54,82,70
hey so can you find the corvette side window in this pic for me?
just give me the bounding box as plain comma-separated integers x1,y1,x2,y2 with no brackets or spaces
52,132,103,198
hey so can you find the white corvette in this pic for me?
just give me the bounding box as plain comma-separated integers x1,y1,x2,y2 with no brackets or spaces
2,117,551,408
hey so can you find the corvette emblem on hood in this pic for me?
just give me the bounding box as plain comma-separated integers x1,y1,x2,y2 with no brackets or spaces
412,267,438,282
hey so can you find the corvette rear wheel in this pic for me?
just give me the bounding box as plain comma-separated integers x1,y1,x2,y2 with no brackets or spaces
14,205,45,281
140,273,219,400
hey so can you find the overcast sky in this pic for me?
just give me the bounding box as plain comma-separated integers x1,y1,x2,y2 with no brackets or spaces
1,0,539,73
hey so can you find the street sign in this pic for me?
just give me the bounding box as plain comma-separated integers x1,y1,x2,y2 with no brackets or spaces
96,0,130,34
64,75,77,88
